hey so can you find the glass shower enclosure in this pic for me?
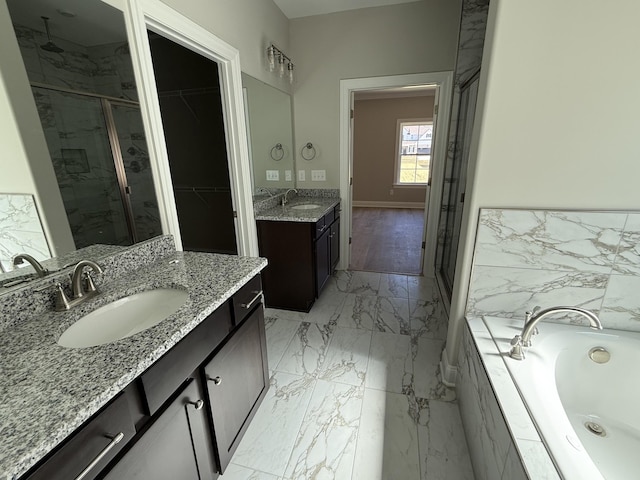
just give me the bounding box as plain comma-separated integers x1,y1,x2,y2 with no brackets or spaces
32,84,161,249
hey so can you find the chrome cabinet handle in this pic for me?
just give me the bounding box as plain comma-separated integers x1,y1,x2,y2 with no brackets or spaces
73,432,125,480
240,290,263,310
208,376,222,386
187,399,204,410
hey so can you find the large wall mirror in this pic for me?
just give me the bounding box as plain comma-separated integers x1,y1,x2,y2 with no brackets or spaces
241,73,295,192
1,0,161,281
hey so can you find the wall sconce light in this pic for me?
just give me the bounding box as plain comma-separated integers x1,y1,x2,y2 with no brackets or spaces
266,44,294,84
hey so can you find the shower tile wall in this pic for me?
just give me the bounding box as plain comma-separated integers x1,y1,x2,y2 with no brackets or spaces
466,209,640,331
13,24,160,248
0,194,49,272
435,0,490,289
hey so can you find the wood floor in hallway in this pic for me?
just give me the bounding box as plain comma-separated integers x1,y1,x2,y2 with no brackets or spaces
350,207,424,275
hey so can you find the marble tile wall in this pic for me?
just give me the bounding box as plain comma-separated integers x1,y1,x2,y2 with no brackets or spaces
467,209,640,331
0,194,50,273
458,318,562,480
434,0,490,281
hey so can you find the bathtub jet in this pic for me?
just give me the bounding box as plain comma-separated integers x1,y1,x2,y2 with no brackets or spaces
509,306,602,360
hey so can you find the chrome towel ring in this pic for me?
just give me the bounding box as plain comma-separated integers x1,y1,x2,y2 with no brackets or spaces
270,143,284,161
301,142,316,160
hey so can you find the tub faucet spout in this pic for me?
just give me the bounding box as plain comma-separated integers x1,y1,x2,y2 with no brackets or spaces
509,306,602,360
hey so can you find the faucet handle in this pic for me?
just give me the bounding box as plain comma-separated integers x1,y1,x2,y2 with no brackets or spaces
525,306,541,337
84,272,98,293
55,283,71,311
509,335,526,360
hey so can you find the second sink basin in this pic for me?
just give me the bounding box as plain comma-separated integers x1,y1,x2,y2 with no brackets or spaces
58,288,188,348
291,204,321,210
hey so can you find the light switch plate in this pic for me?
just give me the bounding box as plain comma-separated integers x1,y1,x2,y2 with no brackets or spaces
266,170,279,181
311,170,326,181
298,170,306,181
285,170,292,181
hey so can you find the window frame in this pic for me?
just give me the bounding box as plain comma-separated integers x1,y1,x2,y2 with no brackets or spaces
393,118,433,187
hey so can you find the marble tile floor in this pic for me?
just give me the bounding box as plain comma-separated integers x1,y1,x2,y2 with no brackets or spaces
221,271,475,480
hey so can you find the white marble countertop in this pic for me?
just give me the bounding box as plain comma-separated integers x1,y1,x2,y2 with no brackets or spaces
0,252,267,480
255,197,340,223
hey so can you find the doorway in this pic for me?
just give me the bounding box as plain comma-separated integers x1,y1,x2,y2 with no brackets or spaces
147,31,237,254
339,72,454,277
350,89,436,275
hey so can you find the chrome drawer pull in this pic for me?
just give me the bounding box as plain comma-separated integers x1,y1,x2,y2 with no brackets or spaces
74,432,125,480
187,399,204,410
209,375,222,386
240,290,263,309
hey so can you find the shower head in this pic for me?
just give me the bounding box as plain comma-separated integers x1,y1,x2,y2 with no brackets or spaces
40,16,64,53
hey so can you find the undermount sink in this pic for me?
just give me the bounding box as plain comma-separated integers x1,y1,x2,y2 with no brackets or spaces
291,204,321,210
58,288,188,348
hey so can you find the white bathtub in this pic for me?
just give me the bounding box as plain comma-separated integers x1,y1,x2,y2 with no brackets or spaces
483,316,640,480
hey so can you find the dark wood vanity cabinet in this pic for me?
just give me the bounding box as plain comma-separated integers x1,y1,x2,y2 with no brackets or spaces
257,203,340,312
21,275,267,480
102,377,216,480
203,306,268,473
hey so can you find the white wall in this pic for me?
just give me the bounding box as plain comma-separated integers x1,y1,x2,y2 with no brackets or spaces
0,0,74,256
445,0,640,368
158,0,290,91
290,0,462,188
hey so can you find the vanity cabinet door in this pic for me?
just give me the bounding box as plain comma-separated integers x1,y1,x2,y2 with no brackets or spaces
315,225,331,295
103,378,216,480
330,216,340,271
203,306,268,473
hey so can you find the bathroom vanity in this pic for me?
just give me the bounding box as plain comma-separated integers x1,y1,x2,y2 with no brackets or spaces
255,197,340,311
0,237,268,480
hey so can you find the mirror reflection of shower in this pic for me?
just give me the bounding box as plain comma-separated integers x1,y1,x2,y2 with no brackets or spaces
39,16,64,53
6,0,162,249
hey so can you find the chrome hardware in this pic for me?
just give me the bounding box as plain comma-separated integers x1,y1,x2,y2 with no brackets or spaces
73,432,124,480
509,335,525,360
188,399,204,410
209,376,222,386
524,306,541,343
585,421,606,437
509,306,602,360
240,290,263,310
589,347,610,364
281,188,298,206
12,253,48,278
56,260,104,311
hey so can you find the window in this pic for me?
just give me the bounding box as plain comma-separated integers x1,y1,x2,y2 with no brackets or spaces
395,120,432,185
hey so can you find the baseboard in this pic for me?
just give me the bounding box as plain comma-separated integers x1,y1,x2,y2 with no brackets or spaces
352,201,425,209
440,347,459,387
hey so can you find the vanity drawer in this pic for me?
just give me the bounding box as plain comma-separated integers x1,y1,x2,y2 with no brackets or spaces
140,303,232,415
25,392,135,480
231,275,263,325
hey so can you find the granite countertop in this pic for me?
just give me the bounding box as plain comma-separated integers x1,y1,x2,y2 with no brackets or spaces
254,197,340,222
0,251,267,480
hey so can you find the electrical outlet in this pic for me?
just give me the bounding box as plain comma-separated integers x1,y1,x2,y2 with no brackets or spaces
311,170,326,181
298,170,306,181
266,170,279,181
285,170,292,181
390,189,394,195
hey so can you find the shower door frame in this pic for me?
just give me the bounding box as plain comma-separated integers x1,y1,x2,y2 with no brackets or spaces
31,82,143,245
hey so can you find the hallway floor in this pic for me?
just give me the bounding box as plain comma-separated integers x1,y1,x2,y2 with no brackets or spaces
350,208,425,275
221,271,474,480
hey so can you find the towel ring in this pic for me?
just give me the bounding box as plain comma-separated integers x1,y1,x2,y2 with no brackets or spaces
301,142,316,161
270,143,284,161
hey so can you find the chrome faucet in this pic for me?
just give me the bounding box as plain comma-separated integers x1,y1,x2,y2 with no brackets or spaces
56,260,104,311
12,253,48,278
282,188,298,206
509,306,602,360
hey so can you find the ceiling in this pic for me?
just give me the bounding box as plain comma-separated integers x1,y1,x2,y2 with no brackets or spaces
273,0,422,19
6,0,127,47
